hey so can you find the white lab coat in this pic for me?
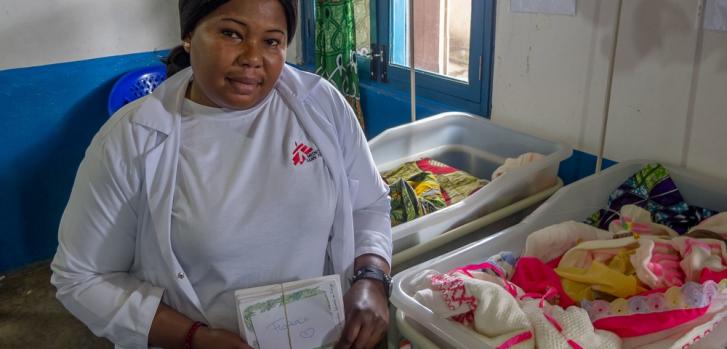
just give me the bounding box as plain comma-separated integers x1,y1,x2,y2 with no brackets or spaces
50,65,392,348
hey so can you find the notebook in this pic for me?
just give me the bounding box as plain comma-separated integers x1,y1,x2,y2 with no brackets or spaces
235,275,345,349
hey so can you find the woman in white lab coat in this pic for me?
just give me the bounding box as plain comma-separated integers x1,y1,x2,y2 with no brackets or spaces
50,0,392,348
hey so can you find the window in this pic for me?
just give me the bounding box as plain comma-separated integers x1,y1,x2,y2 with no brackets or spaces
302,0,495,116
379,0,494,114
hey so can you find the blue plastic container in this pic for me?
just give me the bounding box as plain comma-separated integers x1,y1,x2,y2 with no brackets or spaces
107,65,167,116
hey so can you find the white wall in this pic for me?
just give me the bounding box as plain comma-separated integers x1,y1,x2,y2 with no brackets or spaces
491,0,727,179
0,0,180,69
0,0,303,70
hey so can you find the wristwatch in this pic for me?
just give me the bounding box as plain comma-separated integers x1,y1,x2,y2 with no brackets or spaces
351,265,392,298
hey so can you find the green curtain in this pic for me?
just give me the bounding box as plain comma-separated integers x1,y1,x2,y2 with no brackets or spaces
315,0,365,129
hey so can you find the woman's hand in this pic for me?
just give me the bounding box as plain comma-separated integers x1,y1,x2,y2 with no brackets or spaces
192,327,253,349
335,279,389,349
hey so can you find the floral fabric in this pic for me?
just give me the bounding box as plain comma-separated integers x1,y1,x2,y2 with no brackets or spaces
585,163,716,234
382,158,486,226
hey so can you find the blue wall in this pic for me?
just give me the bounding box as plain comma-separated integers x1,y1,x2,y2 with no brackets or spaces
360,81,454,139
0,51,611,273
0,51,169,272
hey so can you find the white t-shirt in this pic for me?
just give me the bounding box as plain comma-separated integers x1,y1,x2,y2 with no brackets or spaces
171,90,336,332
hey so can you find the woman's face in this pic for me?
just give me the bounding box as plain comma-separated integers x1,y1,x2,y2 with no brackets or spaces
186,0,287,110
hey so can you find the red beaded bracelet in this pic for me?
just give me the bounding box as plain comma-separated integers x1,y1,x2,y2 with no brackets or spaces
184,321,207,349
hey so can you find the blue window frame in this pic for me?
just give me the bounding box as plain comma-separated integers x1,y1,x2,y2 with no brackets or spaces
301,0,317,70
301,0,495,116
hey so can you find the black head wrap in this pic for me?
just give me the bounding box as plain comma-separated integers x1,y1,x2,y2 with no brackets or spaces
163,0,297,77
179,0,230,39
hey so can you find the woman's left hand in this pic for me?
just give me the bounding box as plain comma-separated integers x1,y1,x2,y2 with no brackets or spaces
335,279,389,349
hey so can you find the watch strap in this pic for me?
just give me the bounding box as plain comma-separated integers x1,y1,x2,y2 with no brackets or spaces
351,265,392,298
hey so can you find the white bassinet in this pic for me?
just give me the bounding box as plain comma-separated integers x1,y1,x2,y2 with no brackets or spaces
369,112,571,270
390,160,727,348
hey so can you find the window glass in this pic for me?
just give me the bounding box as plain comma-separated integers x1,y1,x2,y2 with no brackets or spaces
353,0,372,56
391,0,472,82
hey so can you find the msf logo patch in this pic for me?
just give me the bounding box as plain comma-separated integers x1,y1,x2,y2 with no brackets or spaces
292,142,321,166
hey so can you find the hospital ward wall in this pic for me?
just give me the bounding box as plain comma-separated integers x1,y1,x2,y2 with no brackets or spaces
3,0,725,273
491,0,727,181
0,0,183,273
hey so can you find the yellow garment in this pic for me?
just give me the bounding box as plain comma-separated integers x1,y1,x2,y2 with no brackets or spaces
556,246,647,302
609,248,638,275
411,179,441,198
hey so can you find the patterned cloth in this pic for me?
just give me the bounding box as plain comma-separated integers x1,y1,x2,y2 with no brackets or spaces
387,174,446,227
585,163,716,234
580,279,727,337
382,158,487,226
315,0,365,129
